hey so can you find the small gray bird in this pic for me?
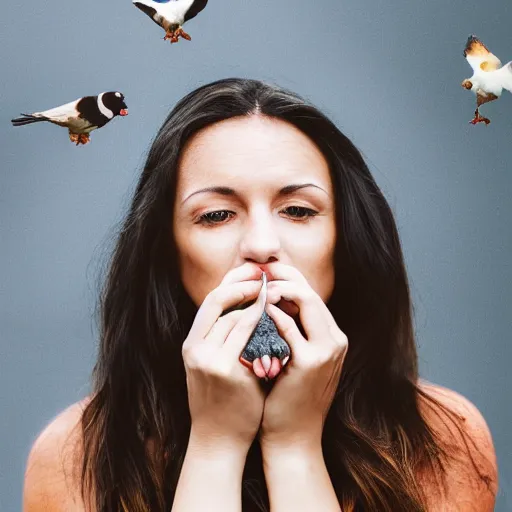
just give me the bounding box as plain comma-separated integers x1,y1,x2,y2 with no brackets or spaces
461,35,512,125
11,92,128,145
133,0,208,43
226,272,291,381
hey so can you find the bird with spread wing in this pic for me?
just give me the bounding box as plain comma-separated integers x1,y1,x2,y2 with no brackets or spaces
461,35,512,125
133,0,208,43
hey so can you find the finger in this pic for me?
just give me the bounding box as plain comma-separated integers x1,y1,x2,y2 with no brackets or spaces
265,261,323,326
252,358,266,378
256,271,268,309
238,272,268,369
220,262,263,286
261,355,271,374
187,279,263,343
275,298,299,318
205,309,245,347
230,270,267,314
193,262,263,330
267,280,335,340
267,357,282,379
265,303,306,353
222,275,267,359
265,262,309,286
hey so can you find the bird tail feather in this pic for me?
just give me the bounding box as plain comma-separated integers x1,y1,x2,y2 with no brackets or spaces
501,62,512,93
11,113,49,127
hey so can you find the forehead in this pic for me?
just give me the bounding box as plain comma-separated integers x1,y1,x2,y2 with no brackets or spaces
177,115,332,192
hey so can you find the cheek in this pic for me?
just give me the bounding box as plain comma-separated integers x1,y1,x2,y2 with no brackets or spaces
283,224,336,301
177,232,237,306
179,252,222,306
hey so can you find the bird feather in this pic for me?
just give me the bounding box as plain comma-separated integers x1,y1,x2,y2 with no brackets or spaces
494,61,512,93
30,100,81,124
464,35,502,74
133,0,196,26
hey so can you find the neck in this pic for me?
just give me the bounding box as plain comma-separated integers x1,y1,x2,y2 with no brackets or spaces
97,93,114,119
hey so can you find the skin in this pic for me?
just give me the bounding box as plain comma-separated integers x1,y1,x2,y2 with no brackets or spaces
173,114,337,378
171,115,349,509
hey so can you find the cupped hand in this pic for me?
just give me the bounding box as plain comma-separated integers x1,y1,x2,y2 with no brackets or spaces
182,263,267,450
259,262,348,447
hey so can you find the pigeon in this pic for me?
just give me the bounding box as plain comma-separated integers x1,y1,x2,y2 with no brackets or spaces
133,0,208,44
241,310,291,370
225,272,291,381
11,92,128,145
461,35,512,125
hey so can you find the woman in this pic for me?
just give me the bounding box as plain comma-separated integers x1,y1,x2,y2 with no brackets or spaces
23,78,498,511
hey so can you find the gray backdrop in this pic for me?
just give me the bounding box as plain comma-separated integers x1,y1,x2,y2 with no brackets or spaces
1,0,510,510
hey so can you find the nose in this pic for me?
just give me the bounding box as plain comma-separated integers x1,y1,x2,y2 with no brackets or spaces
239,209,281,265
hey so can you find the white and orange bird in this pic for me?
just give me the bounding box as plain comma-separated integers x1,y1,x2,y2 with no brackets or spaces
133,0,208,44
462,35,512,125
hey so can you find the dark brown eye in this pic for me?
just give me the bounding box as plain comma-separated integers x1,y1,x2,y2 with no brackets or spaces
283,206,318,219
198,210,234,225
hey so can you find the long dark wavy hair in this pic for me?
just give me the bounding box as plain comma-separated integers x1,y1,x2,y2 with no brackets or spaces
80,78,489,511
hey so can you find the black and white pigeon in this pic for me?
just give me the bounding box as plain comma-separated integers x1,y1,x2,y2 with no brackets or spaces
133,0,208,44
11,92,128,145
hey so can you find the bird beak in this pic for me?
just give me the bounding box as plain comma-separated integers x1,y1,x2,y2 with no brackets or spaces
119,109,128,116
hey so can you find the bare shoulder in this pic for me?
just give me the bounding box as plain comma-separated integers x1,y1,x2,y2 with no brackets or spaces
417,380,498,511
23,398,91,512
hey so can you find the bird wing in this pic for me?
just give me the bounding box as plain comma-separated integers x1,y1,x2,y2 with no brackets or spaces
493,61,512,93
184,0,208,22
133,0,193,24
33,99,81,123
464,35,502,74
133,1,161,26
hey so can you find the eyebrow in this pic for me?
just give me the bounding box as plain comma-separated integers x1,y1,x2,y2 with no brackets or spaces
181,183,329,204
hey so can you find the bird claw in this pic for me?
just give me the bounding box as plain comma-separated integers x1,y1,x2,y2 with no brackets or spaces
163,27,191,43
163,33,179,43
69,133,90,145
469,115,490,126
178,28,191,41
469,108,491,126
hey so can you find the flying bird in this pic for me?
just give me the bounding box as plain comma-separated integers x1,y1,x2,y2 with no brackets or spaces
461,35,512,125
11,92,128,145
133,0,208,43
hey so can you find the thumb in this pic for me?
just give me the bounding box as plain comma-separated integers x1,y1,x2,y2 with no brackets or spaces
222,272,267,358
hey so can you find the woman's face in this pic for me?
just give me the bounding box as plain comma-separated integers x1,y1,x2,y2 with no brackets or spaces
173,114,336,308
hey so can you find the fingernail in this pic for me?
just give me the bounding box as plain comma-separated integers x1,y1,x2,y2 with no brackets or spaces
261,355,271,374
253,358,267,379
267,357,281,379
282,356,290,366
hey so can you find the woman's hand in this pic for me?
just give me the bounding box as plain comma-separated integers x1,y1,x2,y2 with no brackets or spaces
259,262,348,448
182,263,267,452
